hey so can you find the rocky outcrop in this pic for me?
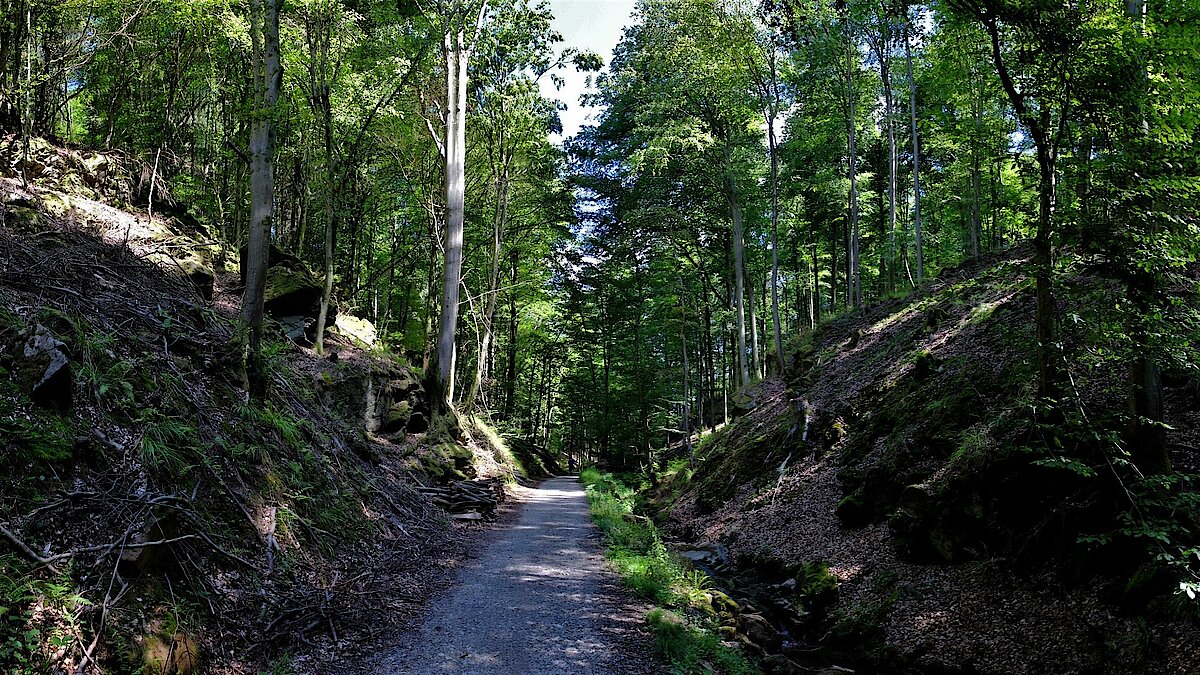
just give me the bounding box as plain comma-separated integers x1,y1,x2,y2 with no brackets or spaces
14,324,72,409
317,355,429,437
240,243,331,343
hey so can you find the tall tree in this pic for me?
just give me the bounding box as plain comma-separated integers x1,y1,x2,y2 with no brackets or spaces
243,0,283,399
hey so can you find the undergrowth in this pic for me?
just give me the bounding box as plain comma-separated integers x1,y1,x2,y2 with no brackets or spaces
580,468,758,675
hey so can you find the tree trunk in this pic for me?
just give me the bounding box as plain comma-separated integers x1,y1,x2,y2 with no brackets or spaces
243,0,282,400
503,249,519,421
905,16,924,285
882,41,898,292
764,47,785,374
430,29,470,413
1033,140,1060,409
726,161,751,389
845,17,862,307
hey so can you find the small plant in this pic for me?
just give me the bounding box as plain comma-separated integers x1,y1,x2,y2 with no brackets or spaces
139,409,198,473
581,469,759,674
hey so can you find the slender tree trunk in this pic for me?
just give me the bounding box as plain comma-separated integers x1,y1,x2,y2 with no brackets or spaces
747,273,760,380
1033,139,1060,410
764,48,785,373
969,98,982,257
882,46,898,291
726,160,750,389
466,145,509,412
314,26,337,355
905,16,924,285
243,0,281,400
845,17,862,307
431,28,470,413
503,249,519,420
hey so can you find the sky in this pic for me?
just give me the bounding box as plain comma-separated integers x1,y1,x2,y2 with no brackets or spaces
540,0,637,142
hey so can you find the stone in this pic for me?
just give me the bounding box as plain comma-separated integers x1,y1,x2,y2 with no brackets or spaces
17,324,72,409
335,314,377,347
141,632,199,675
264,266,323,318
382,400,412,433
407,411,429,434
761,654,805,674
835,493,871,528
390,371,422,398
278,316,312,345
738,612,782,652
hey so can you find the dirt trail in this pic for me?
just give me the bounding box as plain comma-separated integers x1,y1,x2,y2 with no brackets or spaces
366,476,657,674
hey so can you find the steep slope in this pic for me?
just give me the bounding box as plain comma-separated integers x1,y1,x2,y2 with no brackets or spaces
0,140,524,673
660,246,1199,674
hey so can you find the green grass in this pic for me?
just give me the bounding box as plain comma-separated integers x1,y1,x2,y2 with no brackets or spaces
580,468,759,675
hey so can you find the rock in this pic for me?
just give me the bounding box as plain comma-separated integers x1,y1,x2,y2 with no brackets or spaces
16,325,72,409
738,612,782,652
391,371,422,398
835,493,871,528
407,411,429,434
335,314,377,347
382,400,412,433
679,541,730,570
264,266,323,318
278,316,312,345
761,654,805,674
238,243,305,284
147,248,213,302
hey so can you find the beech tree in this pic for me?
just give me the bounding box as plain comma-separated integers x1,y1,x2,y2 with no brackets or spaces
243,0,282,399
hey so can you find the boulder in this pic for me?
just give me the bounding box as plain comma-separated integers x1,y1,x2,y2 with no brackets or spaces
381,400,412,433
407,411,430,434
264,266,323,318
238,243,305,284
390,371,422,399
761,654,805,674
738,612,782,652
278,316,312,345
16,324,72,409
147,248,213,302
334,314,377,347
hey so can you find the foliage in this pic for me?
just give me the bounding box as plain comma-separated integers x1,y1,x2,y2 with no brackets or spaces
0,558,90,675
581,469,758,674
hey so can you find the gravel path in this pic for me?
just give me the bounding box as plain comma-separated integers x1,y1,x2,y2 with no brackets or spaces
368,476,658,674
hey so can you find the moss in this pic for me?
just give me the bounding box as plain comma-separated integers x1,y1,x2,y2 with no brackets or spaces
0,382,75,466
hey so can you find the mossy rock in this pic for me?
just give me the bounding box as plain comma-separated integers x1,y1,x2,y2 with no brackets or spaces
4,205,44,231
263,266,322,317
835,493,871,528
147,248,213,301
381,400,412,433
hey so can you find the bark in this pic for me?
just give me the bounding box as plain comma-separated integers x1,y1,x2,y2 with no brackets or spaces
905,16,924,285
242,0,282,400
312,6,337,356
845,16,862,307
431,27,469,412
725,160,751,389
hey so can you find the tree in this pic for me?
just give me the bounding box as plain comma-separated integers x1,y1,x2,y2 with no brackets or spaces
243,0,283,400
426,0,488,415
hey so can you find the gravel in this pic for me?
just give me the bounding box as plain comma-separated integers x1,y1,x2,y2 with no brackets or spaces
365,476,658,674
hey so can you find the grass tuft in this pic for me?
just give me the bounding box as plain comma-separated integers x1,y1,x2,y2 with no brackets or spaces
580,468,759,674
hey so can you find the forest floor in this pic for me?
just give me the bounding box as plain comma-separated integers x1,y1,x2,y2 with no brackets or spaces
348,476,658,674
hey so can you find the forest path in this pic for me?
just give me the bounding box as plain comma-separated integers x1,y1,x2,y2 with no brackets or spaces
367,476,657,674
